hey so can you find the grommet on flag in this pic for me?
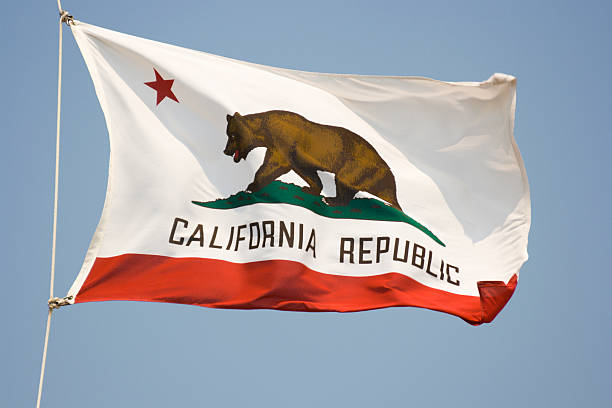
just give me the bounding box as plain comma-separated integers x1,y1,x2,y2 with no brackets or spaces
59,10,74,25
48,296,72,310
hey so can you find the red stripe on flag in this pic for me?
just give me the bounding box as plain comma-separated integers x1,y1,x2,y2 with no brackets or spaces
74,254,517,324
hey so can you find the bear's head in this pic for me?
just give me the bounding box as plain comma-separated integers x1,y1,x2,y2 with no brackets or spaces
224,112,257,163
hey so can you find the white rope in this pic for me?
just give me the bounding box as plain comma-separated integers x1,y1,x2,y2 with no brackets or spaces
51,6,63,305
36,310,53,408
36,2,71,406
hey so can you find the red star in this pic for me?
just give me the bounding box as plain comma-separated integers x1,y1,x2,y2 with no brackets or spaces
145,68,179,105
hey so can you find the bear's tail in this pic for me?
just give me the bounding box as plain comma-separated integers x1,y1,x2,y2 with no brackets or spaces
386,195,403,212
377,173,402,212
377,188,402,212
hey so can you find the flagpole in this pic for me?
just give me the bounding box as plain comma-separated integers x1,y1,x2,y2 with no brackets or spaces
35,2,73,407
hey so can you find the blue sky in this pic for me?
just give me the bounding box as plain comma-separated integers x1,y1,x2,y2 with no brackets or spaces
2,1,610,407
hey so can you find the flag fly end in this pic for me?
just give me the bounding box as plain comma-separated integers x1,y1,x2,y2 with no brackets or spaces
476,275,519,324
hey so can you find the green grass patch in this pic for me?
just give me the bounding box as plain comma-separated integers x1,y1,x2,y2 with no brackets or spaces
192,181,444,246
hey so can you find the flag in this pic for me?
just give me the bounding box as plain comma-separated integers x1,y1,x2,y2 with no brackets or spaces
65,21,530,324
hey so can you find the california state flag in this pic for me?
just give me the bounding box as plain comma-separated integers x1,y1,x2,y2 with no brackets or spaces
65,21,530,324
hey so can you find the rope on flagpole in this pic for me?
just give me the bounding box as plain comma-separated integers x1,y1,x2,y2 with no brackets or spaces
35,3,73,407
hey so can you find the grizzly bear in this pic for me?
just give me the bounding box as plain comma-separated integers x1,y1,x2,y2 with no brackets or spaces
224,110,402,211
